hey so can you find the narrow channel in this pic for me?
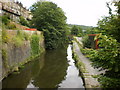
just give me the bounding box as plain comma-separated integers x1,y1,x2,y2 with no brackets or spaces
2,44,84,88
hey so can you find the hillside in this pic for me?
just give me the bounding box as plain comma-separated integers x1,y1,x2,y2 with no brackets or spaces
68,24,94,30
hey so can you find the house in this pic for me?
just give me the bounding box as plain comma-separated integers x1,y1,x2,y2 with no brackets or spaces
0,0,32,22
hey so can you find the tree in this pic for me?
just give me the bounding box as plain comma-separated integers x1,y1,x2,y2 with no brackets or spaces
30,1,68,49
71,25,79,36
19,16,29,27
1,15,10,25
71,25,83,36
97,1,120,42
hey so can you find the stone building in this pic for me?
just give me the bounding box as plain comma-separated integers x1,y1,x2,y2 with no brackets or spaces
0,0,32,22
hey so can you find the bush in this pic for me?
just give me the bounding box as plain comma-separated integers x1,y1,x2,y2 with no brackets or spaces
82,34,120,87
2,30,9,43
0,15,10,25
19,16,29,27
93,34,120,73
98,76,120,88
82,35,91,48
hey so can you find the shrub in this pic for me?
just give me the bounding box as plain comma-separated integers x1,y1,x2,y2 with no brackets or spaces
2,30,9,43
0,15,10,25
82,33,120,87
19,16,29,27
82,35,91,48
98,76,120,88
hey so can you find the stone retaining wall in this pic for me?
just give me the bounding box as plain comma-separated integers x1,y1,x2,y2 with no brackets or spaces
0,30,45,81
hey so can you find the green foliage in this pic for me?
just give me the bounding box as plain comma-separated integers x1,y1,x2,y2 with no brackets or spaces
98,76,120,88
71,25,83,36
7,23,16,29
82,34,120,87
0,15,17,29
31,1,68,49
82,35,91,48
71,25,79,36
114,1,120,15
30,34,40,55
68,24,94,30
12,36,23,47
97,1,120,42
2,30,30,47
92,34,120,73
23,32,30,41
0,15,10,25
19,16,29,27
12,31,24,47
81,48,96,58
84,27,99,35
2,49,9,69
2,30,9,43
81,1,120,87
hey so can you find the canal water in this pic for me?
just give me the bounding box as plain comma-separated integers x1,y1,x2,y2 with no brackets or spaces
2,45,84,88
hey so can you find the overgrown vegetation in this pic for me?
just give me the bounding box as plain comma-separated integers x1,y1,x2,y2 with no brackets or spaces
30,34,40,55
2,49,9,69
82,35,91,48
0,15,17,30
81,34,120,88
19,16,30,27
2,29,9,43
30,1,68,49
80,1,120,88
71,25,83,37
2,29,31,47
97,1,120,42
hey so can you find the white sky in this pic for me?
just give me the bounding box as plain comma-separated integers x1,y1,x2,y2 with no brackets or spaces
17,0,116,26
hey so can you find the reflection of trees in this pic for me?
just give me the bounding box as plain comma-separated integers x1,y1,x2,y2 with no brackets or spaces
2,53,45,88
32,47,68,88
2,47,68,88
31,53,45,79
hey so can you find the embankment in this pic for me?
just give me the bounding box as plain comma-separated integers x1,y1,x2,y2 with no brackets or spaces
0,30,45,81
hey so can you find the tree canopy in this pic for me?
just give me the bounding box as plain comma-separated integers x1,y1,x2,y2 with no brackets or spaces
97,1,120,42
30,1,68,49
71,25,83,36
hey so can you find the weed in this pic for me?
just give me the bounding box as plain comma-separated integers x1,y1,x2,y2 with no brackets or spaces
30,34,40,55
2,49,9,69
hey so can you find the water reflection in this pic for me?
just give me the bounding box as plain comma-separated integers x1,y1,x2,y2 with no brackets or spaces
59,45,84,88
2,45,84,89
32,47,68,88
2,53,45,88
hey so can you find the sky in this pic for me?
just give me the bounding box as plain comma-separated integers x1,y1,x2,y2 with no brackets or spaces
16,0,116,26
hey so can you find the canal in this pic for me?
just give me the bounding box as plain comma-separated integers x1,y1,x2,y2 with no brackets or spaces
2,44,84,88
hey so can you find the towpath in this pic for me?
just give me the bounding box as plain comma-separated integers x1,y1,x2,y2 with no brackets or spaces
73,37,105,88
